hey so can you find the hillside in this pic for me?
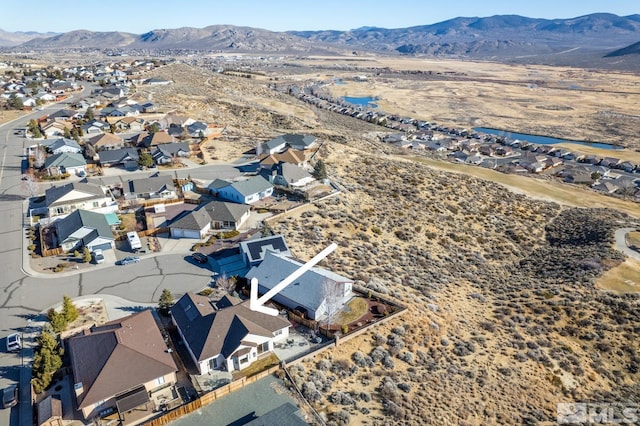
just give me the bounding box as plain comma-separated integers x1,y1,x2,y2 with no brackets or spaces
134,64,640,424
605,40,640,57
5,14,640,68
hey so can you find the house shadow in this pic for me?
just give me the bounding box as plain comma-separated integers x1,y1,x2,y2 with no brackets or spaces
234,162,259,173
115,306,153,314
228,411,257,426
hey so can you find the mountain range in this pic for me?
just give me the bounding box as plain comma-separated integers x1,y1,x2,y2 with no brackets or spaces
2,13,640,68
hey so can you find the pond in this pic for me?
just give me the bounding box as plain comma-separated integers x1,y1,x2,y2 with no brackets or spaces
473,127,622,150
343,96,378,108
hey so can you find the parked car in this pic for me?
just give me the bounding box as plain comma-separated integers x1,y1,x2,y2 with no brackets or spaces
119,256,140,265
1,385,18,409
6,333,20,352
93,249,104,264
191,252,208,264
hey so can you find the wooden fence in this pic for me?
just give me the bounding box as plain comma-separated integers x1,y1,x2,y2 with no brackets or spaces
143,366,280,426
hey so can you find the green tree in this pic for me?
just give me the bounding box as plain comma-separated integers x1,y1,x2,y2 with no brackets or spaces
8,93,23,110
84,107,94,121
31,328,64,394
63,126,72,139
158,289,174,315
82,247,92,263
147,123,160,134
138,152,154,168
46,308,67,333
62,295,79,323
313,159,328,180
28,119,42,138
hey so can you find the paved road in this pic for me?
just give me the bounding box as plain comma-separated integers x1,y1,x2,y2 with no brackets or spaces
615,227,640,260
0,91,239,426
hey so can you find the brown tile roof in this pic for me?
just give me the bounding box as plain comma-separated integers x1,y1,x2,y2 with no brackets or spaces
259,148,305,167
87,132,123,148
67,310,177,409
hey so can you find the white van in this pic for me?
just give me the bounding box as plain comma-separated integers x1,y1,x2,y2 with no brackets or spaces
127,231,142,252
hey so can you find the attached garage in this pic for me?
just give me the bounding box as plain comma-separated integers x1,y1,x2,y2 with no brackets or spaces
168,209,211,240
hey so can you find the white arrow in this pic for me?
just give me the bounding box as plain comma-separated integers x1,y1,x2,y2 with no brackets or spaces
250,243,338,316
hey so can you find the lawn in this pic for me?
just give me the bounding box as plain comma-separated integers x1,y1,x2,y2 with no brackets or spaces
336,297,368,326
231,353,279,381
597,258,640,294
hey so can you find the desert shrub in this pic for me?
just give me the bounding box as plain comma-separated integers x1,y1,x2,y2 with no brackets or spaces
329,409,350,425
379,377,399,401
370,346,388,363
398,382,412,393
373,333,387,346
198,288,214,296
399,351,414,364
391,326,406,336
383,355,395,369
352,351,367,367
316,359,331,371
384,400,405,419
302,381,322,403
329,391,354,405
360,391,372,402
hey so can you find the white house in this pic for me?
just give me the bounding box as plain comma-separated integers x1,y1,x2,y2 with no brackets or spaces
216,176,273,205
171,293,290,375
45,182,117,219
245,251,354,321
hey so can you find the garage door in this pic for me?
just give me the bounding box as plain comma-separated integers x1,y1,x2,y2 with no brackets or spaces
92,242,112,251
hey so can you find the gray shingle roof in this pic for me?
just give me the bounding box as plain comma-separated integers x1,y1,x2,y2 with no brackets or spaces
171,293,289,362
47,137,81,153
245,251,352,313
202,200,250,223
229,176,273,197
67,310,177,409
128,175,175,194
45,182,106,207
55,209,113,243
169,208,212,231
98,148,139,165
43,152,87,169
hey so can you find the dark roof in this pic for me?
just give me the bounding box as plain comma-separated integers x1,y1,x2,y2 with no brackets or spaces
128,175,175,194
240,235,290,264
152,142,190,157
169,208,212,231
45,182,106,207
98,148,139,165
280,134,317,149
67,310,177,409
171,293,289,362
37,395,63,424
244,402,308,426
43,152,86,169
208,178,230,191
55,209,113,244
115,385,150,414
202,200,250,223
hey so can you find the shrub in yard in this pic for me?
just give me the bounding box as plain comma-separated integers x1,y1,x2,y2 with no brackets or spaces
27,244,36,251
352,351,367,367
302,381,322,403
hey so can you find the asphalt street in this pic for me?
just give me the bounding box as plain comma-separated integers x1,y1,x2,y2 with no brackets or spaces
0,89,241,426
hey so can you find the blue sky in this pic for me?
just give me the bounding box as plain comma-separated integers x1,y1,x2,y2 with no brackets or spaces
2,0,638,33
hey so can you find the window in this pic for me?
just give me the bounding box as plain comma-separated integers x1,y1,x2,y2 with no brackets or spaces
154,376,165,387
239,356,249,364
274,329,283,336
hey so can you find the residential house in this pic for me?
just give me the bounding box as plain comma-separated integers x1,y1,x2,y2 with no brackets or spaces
48,108,80,122
159,113,194,130
171,293,290,375
151,142,191,165
137,132,175,149
185,121,211,139
260,162,315,188
592,180,620,194
45,182,116,219
98,148,139,169
465,154,483,165
258,148,306,169
125,175,177,201
67,310,177,421
115,116,145,132
42,121,72,138
46,138,82,155
81,119,109,136
280,134,317,151
600,157,621,168
381,133,406,144
169,201,250,238
216,176,274,204
37,395,63,426
256,137,287,156
245,251,354,321
239,234,290,267
617,161,636,173
207,178,231,197
87,133,124,152
43,152,86,177
54,209,115,252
